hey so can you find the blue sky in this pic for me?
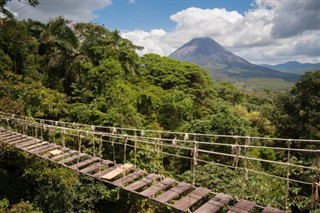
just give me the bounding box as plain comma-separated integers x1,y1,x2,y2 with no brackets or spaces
6,0,320,64
97,0,253,31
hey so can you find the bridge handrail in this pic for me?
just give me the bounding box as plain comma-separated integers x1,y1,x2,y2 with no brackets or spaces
0,111,319,211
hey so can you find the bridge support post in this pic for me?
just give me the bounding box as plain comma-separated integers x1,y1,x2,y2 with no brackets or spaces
285,139,292,213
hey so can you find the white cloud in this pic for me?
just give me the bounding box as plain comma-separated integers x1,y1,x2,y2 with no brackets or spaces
122,1,320,64
7,0,111,23
122,29,171,56
128,0,136,4
7,0,319,64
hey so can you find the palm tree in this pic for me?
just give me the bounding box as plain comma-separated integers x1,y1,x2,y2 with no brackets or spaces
34,17,79,92
40,17,79,55
116,35,143,76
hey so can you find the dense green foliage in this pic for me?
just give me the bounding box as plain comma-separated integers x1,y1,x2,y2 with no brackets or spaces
0,17,319,212
273,71,320,139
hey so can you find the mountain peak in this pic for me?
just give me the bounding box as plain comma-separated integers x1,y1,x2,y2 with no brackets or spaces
169,37,300,82
170,37,226,59
187,37,221,46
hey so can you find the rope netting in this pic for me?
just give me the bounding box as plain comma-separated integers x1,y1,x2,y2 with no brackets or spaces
0,112,319,211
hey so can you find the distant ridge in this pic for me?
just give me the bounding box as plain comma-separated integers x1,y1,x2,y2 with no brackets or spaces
260,61,320,75
169,37,300,82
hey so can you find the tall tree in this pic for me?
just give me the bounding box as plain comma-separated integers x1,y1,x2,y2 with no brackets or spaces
274,71,320,139
34,17,79,92
0,19,42,80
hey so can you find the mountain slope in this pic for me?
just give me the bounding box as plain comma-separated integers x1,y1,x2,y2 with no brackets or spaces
260,61,320,74
169,37,300,82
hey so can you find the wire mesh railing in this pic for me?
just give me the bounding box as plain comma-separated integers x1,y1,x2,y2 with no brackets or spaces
0,111,319,212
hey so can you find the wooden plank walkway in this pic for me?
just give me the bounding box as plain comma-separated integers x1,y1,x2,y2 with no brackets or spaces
227,199,256,213
0,128,284,213
140,178,175,197
193,193,232,213
153,182,192,203
172,187,211,211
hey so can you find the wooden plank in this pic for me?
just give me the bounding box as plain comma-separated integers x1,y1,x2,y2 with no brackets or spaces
41,148,68,158
50,149,63,155
6,137,30,145
227,199,256,213
112,170,146,187
15,140,40,148
0,133,19,141
8,138,30,146
1,133,22,139
58,153,87,165
193,193,232,213
3,134,29,142
0,132,11,137
154,182,192,203
172,187,211,211
2,135,25,143
92,165,119,178
30,143,57,155
262,207,284,213
0,133,14,138
79,162,108,174
69,157,101,170
140,178,176,198
29,144,55,154
49,150,78,161
125,174,161,192
32,145,61,155
27,143,52,153
100,164,134,180
22,142,48,151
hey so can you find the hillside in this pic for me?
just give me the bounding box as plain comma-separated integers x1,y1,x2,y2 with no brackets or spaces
260,61,320,74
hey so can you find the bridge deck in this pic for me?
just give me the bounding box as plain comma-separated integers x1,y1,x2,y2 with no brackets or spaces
0,128,284,213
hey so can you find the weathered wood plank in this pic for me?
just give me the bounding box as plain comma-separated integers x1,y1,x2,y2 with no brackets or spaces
49,150,78,161
100,164,134,180
15,140,40,148
227,199,256,213
34,144,61,157
262,207,284,213
79,162,107,174
50,149,63,155
154,182,192,203
172,187,211,211
140,178,176,198
7,138,30,146
125,174,161,192
112,170,146,187
41,148,69,158
23,142,50,154
6,137,30,145
0,133,15,139
193,193,232,213
22,142,48,151
92,165,118,178
69,157,101,170
0,133,19,141
58,153,87,165
2,135,26,143
32,145,61,155
29,144,56,154
1,132,21,138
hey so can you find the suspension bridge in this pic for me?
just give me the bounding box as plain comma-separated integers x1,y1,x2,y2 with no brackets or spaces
0,112,319,212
